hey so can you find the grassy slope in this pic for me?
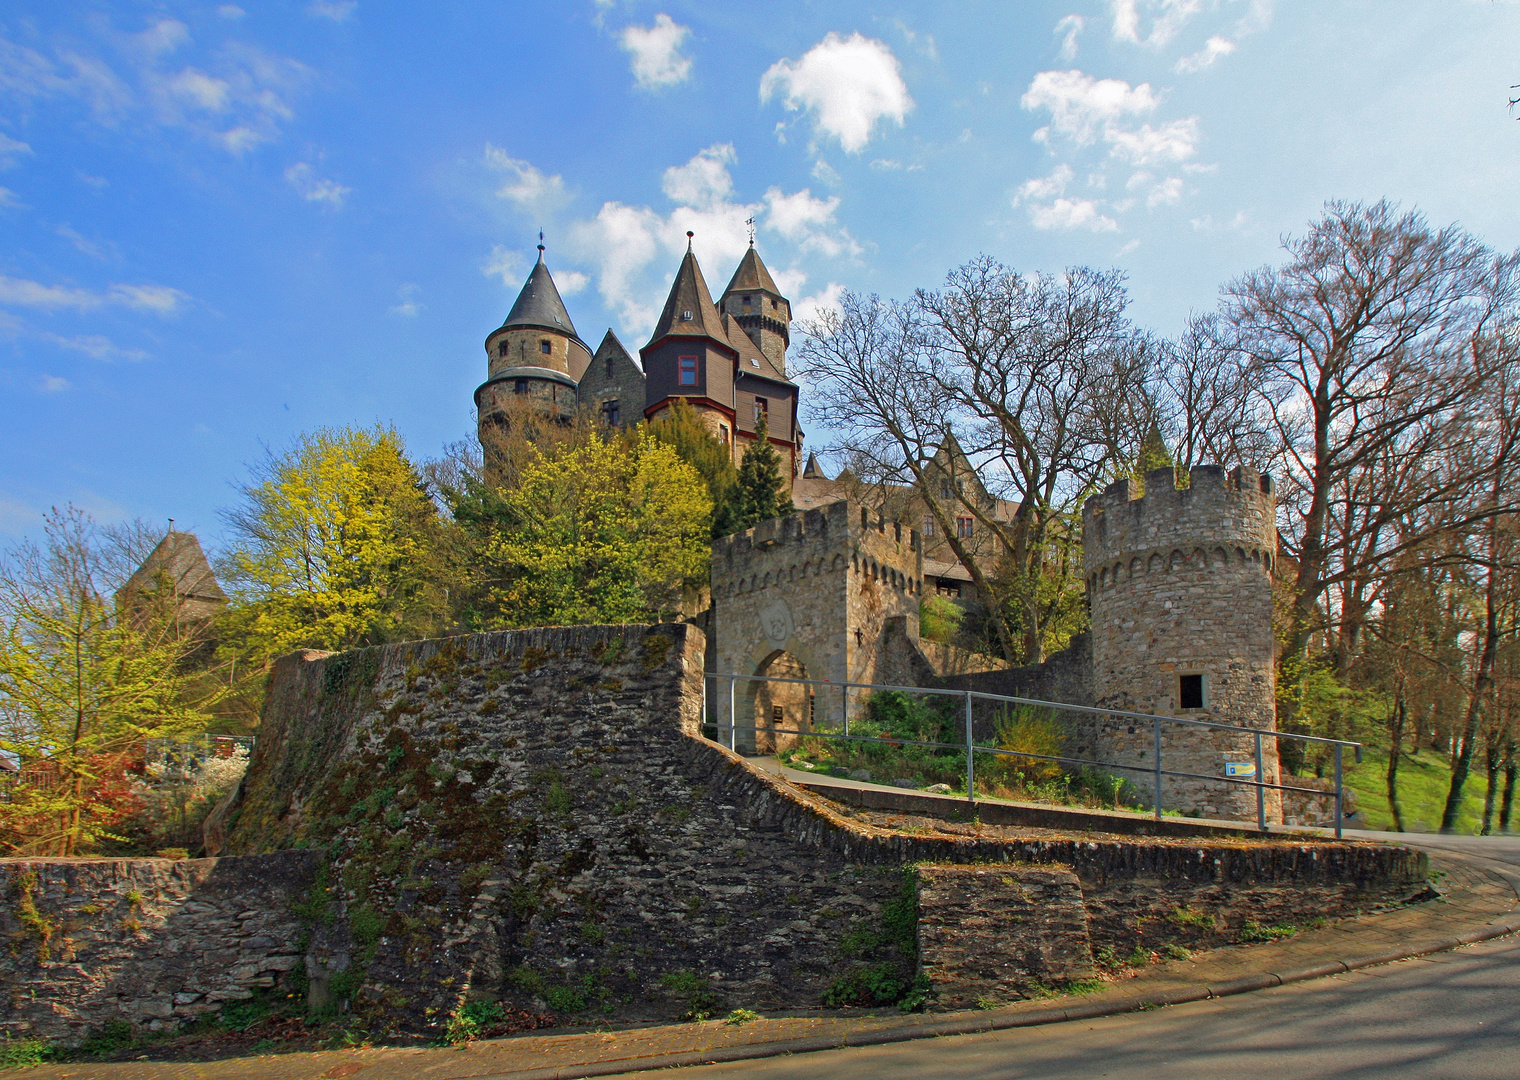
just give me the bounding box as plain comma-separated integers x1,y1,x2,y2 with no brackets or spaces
1339,747,1497,834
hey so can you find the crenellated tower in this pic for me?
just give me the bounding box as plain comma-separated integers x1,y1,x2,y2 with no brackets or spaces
1081,465,1282,820
719,242,792,376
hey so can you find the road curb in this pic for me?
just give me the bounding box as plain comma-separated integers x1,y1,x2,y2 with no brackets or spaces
460,912,1520,1080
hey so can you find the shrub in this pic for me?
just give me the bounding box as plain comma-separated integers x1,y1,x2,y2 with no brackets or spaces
991,706,1065,782
919,595,964,644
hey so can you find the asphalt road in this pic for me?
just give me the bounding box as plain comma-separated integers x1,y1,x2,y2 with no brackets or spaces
616,833,1520,1080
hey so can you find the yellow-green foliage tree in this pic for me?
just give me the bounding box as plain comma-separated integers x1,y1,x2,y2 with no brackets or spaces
0,508,218,855
219,426,446,660
479,431,712,626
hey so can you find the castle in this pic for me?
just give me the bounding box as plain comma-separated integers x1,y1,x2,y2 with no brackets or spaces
474,237,1283,820
475,236,804,486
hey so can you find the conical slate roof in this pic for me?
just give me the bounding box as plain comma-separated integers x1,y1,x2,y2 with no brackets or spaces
722,244,783,298
802,452,827,479
117,531,228,617
647,247,727,348
500,254,579,337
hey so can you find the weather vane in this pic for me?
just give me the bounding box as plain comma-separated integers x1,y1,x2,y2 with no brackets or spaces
745,217,756,246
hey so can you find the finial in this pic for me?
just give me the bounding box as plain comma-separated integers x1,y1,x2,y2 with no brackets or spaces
745,217,755,246
686,230,694,252
537,230,545,261
167,517,174,536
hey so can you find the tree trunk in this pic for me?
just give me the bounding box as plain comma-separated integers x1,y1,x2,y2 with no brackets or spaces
1481,742,1500,836
1441,542,1499,833
1501,740,1517,833
1386,696,1407,833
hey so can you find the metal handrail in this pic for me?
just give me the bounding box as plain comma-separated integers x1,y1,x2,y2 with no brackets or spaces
702,671,1361,838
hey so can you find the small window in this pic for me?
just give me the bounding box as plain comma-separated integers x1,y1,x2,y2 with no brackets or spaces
956,516,974,538
539,339,551,355
1179,674,1205,711
605,358,614,379
749,357,760,368
497,341,509,358
678,356,698,386
601,400,620,426
681,310,693,322
742,295,752,307
718,424,730,446
940,480,953,500
922,517,934,538
514,379,528,395
771,706,784,723
754,397,768,422
936,579,962,598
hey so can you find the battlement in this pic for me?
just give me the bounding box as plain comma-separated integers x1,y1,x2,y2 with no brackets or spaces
1082,465,1276,573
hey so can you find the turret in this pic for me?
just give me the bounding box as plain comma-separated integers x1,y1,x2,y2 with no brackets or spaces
719,243,791,376
1081,465,1282,820
476,243,591,430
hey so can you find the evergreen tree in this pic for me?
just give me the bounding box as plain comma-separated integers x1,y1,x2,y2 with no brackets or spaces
645,400,741,537
732,414,790,532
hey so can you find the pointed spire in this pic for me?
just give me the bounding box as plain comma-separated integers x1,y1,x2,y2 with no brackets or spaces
646,244,726,347
722,244,783,299
500,248,579,337
802,452,826,480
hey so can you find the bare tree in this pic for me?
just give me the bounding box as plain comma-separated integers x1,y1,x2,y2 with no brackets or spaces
1223,200,1519,674
1153,314,1276,471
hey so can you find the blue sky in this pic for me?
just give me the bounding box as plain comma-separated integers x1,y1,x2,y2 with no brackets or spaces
1,0,1517,551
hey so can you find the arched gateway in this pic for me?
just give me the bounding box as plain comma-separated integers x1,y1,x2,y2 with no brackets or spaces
709,500,926,750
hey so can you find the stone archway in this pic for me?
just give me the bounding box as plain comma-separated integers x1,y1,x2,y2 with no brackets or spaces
746,650,814,755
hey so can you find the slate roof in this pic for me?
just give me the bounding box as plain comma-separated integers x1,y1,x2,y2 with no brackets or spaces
499,254,580,338
592,329,640,371
118,531,228,609
721,244,783,298
802,452,827,479
647,249,729,348
722,313,792,385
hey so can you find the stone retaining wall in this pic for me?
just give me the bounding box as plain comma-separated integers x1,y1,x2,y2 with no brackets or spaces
0,850,318,1044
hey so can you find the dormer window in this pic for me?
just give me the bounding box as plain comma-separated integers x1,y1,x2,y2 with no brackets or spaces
678,355,698,386
749,358,760,368
681,310,693,322
539,339,551,355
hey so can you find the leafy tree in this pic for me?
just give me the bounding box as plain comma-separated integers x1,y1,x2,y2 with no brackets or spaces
218,426,446,661
646,400,740,537
732,415,789,532
477,431,712,626
0,508,219,855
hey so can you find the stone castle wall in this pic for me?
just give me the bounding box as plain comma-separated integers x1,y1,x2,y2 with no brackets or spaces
0,851,318,1045
709,501,924,749
1083,465,1281,818
3,624,1423,1045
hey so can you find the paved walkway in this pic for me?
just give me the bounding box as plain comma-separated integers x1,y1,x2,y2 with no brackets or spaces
20,842,1519,1080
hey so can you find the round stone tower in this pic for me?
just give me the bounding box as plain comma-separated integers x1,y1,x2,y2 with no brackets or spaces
476,244,592,437
1082,465,1281,820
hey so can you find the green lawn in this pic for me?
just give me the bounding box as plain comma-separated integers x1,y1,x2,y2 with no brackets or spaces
1338,747,1499,834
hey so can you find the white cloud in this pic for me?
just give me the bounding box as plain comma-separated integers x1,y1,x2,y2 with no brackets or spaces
218,5,246,18
39,332,147,360
1054,15,1085,59
0,133,32,168
1146,176,1184,206
56,225,113,261
309,1,358,22
485,147,569,214
1029,198,1119,232
167,68,231,111
389,283,422,317
760,32,913,153
284,162,350,208
1175,35,1236,72
1016,163,1075,202
1116,238,1141,256
482,245,526,287
620,15,692,90
771,267,809,298
811,159,841,185
1109,0,1208,48
662,143,735,208
1021,69,1160,144
0,187,17,208
793,281,845,325
135,19,191,58
556,270,589,295
1105,117,1199,164
39,375,69,392
0,275,186,314
568,145,854,337
893,20,939,61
